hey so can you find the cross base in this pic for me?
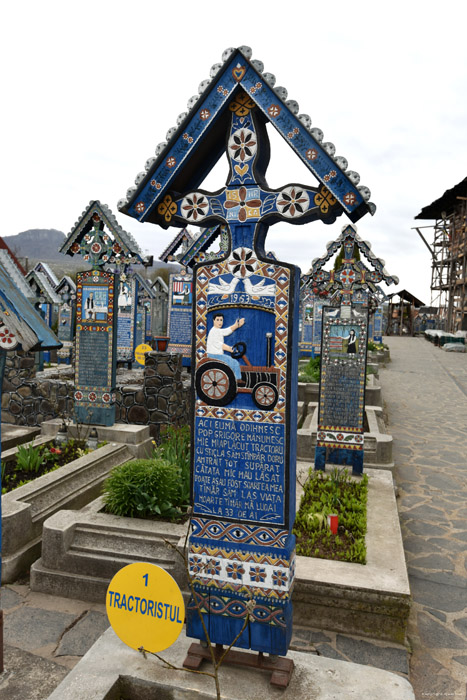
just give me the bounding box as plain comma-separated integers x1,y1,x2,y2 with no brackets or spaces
183,642,295,688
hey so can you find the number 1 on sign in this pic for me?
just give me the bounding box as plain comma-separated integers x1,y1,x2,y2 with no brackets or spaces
143,573,148,587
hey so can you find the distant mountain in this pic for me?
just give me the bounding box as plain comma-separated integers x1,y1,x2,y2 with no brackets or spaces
4,229,67,262
2,228,181,282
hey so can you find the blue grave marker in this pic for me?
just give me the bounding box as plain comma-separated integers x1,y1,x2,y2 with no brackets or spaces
308,224,398,474
119,46,375,662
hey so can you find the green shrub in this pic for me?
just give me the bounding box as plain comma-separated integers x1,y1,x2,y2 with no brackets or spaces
298,356,321,383
153,425,191,506
102,458,183,520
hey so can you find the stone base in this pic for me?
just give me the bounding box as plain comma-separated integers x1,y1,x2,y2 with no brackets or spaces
1,442,134,584
293,466,410,644
46,627,415,700
32,468,410,645
297,403,393,469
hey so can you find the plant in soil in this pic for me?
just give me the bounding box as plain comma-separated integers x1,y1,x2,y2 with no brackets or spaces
102,425,191,521
1,438,90,493
293,468,368,564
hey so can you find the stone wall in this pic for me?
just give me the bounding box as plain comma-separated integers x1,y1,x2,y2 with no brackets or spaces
115,353,190,439
1,351,190,438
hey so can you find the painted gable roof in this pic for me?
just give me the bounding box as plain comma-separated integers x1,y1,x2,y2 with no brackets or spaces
159,228,194,263
119,46,374,228
0,262,61,351
152,276,168,294
34,261,59,288
60,200,149,267
56,276,77,296
178,225,227,268
0,250,35,301
0,236,27,276
133,271,156,299
26,270,62,304
308,224,399,286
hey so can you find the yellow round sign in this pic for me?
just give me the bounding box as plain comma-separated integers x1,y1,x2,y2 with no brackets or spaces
134,343,152,365
106,563,185,653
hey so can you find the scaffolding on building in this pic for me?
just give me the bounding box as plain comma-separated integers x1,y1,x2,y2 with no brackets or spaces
414,177,467,333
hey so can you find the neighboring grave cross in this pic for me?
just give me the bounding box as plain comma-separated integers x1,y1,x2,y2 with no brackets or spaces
120,47,375,664
61,201,149,425
303,224,398,474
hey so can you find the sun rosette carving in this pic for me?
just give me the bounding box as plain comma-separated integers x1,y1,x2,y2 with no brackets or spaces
276,186,310,218
181,193,209,222
229,127,257,163
0,325,18,349
228,247,258,278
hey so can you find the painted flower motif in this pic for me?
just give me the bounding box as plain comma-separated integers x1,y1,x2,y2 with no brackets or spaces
229,129,257,162
217,85,225,93
83,254,90,261
91,242,102,254
314,186,337,215
157,194,178,223
268,104,281,118
224,186,262,222
227,246,258,278
71,242,80,253
113,243,122,254
249,566,267,583
102,393,111,403
287,131,294,139
355,435,364,443
229,91,256,116
255,82,262,90
150,180,162,189
340,269,356,285
84,234,91,242
74,391,83,401
344,192,357,206
272,570,288,587
318,432,326,441
189,556,204,575
181,193,209,221
223,89,228,96
135,202,145,214
166,156,176,168
205,559,221,577
0,326,17,348
226,562,245,580
293,127,299,135
88,392,97,402
277,187,310,218
306,148,318,161
102,255,109,262
200,109,211,121
336,433,344,441
250,86,257,94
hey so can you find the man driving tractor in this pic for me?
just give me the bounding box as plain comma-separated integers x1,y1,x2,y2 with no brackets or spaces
206,313,245,379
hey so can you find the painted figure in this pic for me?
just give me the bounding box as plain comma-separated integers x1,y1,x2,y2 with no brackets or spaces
206,313,245,379
346,328,357,353
85,292,94,319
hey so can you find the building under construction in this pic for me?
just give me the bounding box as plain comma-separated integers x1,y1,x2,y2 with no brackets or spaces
415,177,467,332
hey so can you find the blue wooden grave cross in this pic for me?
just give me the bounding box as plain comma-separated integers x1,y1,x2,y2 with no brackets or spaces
301,224,398,474
120,46,374,660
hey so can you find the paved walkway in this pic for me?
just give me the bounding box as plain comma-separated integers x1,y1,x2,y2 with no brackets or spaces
379,337,467,699
0,579,108,700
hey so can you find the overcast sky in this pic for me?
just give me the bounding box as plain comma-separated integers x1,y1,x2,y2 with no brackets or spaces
2,0,467,304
